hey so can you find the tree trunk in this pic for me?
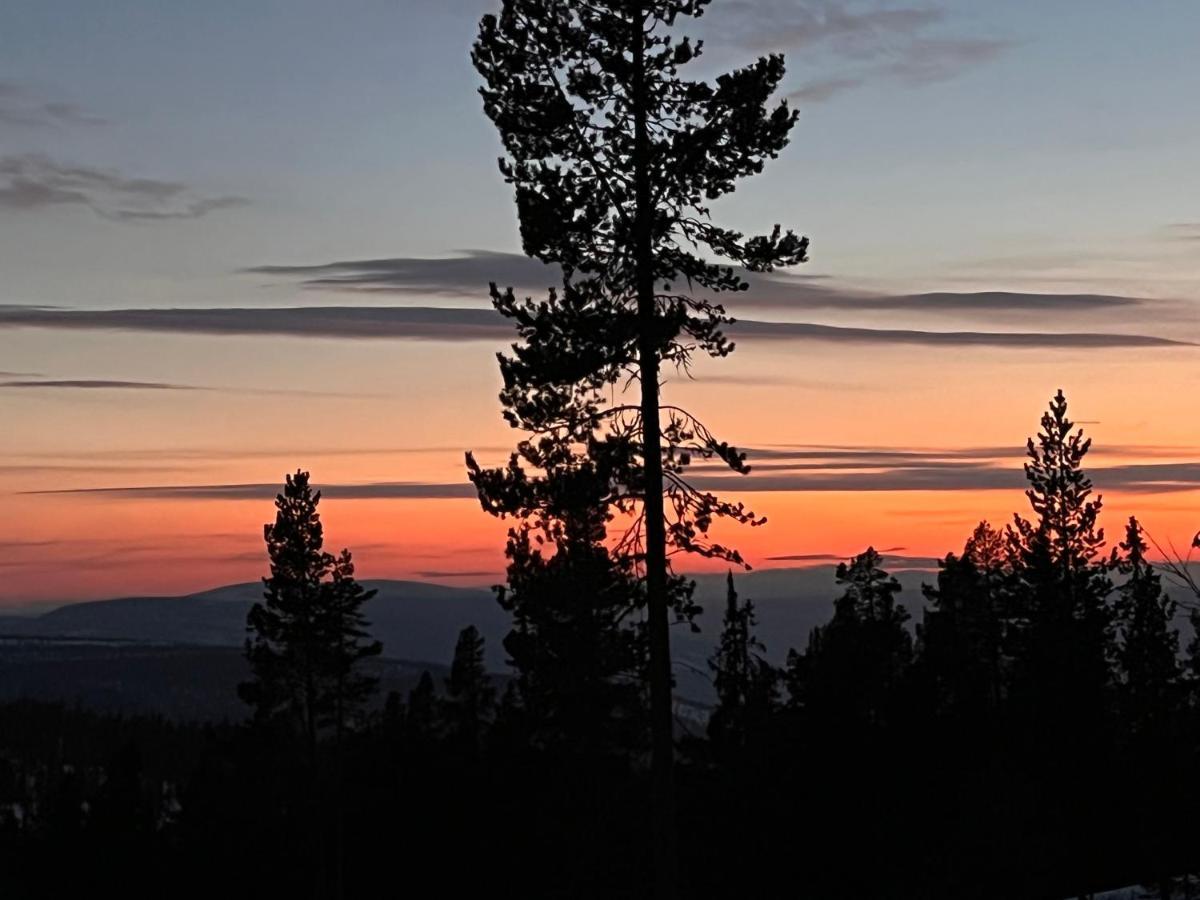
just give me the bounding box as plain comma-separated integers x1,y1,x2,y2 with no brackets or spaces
632,6,678,898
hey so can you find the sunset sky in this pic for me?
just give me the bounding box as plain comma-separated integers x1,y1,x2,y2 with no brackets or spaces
2,0,1198,605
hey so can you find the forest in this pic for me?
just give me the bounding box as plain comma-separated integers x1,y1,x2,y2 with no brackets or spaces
2,1,1198,898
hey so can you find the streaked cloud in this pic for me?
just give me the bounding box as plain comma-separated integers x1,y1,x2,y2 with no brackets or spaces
250,250,1153,319
788,77,864,103
25,459,1200,500
0,379,197,391
1163,223,1200,242
246,250,559,296
718,0,1011,103
0,154,247,221
24,481,479,500
766,551,941,568
0,81,105,128
0,302,1186,349
0,375,373,398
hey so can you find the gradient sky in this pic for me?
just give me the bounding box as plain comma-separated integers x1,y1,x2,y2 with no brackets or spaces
2,0,1198,605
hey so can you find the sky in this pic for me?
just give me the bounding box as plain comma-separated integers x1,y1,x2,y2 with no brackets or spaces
1,0,1198,605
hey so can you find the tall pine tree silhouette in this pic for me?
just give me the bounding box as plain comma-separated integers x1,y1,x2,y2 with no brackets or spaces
240,470,382,759
1005,391,1114,744
443,625,497,753
470,5,807,889
1111,516,1180,736
707,572,777,757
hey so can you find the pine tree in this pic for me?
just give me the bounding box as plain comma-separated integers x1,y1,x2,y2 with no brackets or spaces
1005,391,1115,738
786,548,912,732
442,625,497,752
488,461,694,754
707,572,777,755
470,4,807,889
240,470,382,758
918,521,1011,718
1111,516,1180,735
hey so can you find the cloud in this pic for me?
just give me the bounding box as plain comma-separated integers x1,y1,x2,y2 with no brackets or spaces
250,250,1152,320
246,250,559,296
788,77,865,103
0,81,106,128
25,456,1200,501
688,462,1200,494
718,1,1011,103
24,482,479,500
722,1,944,53
765,551,941,568
0,302,1186,349
729,320,1185,348
880,37,1010,85
0,154,247,221
0,375,376,398
1162,224,1200,242
0,379,197,391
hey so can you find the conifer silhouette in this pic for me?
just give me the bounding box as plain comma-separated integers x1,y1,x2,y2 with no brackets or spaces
707,572,777,756
1111,516,1181,734
240,470,382,757
487,462,694,754
918,521,1011,717
469,5,807,888
442,625,496,752
786,547,912,731
1005,391,1114,742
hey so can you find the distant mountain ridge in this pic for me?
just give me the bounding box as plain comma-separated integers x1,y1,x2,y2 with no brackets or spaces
0,568,940,685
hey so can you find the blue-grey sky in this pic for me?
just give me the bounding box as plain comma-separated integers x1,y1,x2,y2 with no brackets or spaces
2,1,1199,602
2,0,1198,309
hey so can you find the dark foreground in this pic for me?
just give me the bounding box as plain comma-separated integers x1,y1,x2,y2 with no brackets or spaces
1,694,1197,900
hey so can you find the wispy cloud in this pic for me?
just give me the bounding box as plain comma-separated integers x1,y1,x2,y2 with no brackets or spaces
24,481,479,500
0,379,198,391
0,154,247,221
0,375,376,398
714,1,1012,104
0,81,106,128
766,551,941,568
0,303,1186,349
878,37,1009,85
251,250,1151,320
246,250,560,296
788,76,865,103
1162,223,1200,242
25,458,1200,500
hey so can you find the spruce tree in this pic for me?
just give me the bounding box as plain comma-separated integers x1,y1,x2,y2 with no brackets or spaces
470,6,808,887
1111,516,1180,735
443,625,497,752
240,470,382,757
1005,391,1115,739
707,572,777,755
786,548,912,732
918,521,1010,718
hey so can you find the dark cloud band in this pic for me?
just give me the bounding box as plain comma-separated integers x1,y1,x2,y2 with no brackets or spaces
23,459,1200,500
0,303,1185,349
